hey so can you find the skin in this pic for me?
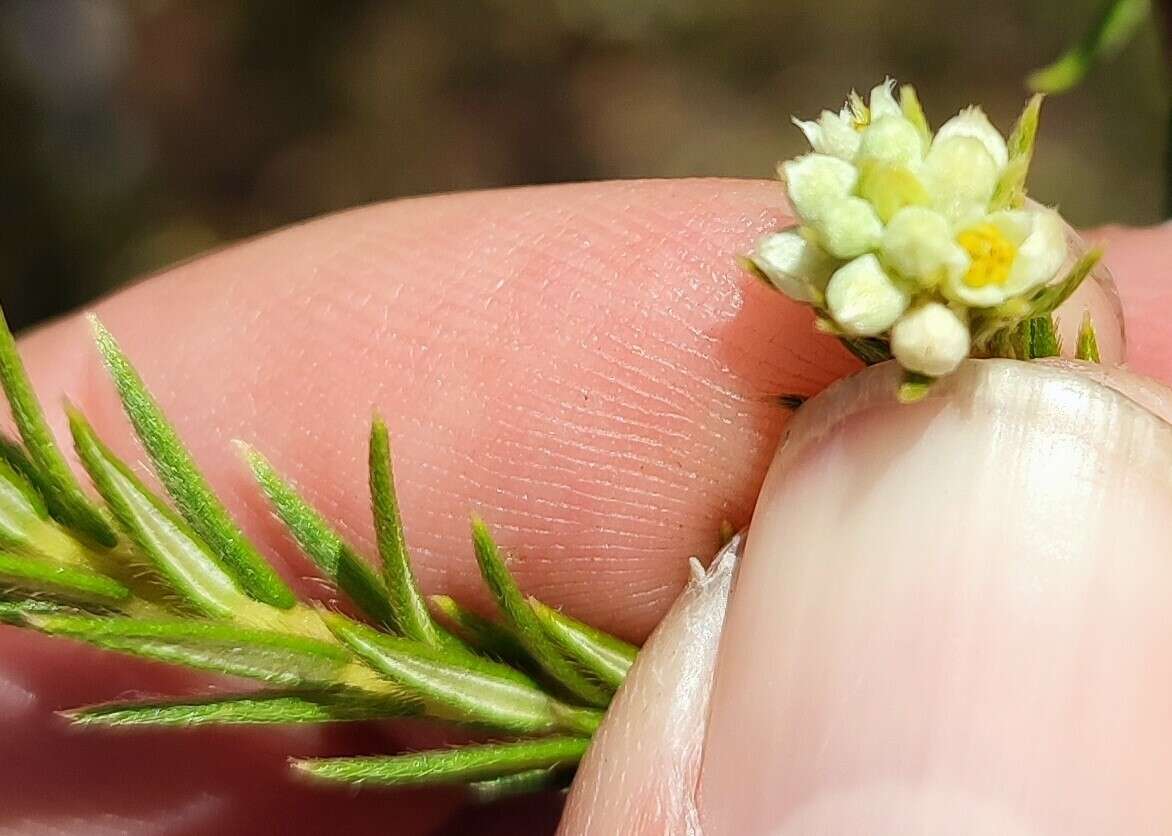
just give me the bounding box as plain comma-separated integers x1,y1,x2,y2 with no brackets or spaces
0,178,1170,833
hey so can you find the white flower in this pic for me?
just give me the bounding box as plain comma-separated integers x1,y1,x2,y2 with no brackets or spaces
825,254,909,337
867,79,901,120
934,107,1008,170
751,231,836,303
857,115,925,166
782,154,858,223
880,206,968,288
890,302,970,377
813,196,884,259
942,208,1068,306
923,135,999,224
792,108,860,160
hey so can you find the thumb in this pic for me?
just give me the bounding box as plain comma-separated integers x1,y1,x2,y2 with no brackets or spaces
560,358,1172,835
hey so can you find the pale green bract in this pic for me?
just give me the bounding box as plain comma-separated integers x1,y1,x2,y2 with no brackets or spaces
751,80,1103,391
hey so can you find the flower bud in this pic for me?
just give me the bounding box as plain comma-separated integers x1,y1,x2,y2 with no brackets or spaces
826,254,909,337
782,154,858,223
890,302,970,376
814,197,883,260
857,116,925,166
924,136,998,223
792,109,860,161
935,106,1009,170
751,231,836,303
881,206,968,288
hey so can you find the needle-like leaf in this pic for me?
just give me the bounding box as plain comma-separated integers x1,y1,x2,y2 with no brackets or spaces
368,418,440,645
429,594,528,664
89,318,295,609
67,688,418,727
0,552,130,607
324,612,601,735
467,768,573,802
294,736,590,787
992,94,1043,210
470,518,611,708
528,597,636,691
27,614,353,687
0,309,117,546
242,444,397,629
69,407,246,618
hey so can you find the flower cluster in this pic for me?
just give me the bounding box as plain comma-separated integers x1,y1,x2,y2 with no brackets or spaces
751,80,1067,379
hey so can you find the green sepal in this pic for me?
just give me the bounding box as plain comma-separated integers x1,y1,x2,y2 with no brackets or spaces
897,371,935,404
0,309,117,547
66,688,419,727
69,407,246,618
1076,312,1102,362
899,84,932,148
294,736,590,788
25,613,352,687
470,518,611,708
1019,315,1062,359
323,611,601,735
89,318,295,609
991,94,1043,210
528,597,636,691
0,552,130,607
429,594,529,664
242,444,397,629
368,418,440,645
1027,0,1151,93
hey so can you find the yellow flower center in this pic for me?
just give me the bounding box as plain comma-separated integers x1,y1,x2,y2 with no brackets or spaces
957,223,1016,288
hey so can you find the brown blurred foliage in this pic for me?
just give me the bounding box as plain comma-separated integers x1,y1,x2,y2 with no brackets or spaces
0,0,1166,331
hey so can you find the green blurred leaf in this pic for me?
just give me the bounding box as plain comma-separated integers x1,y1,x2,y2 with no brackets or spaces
0,552,130,606
369,418,440,645
294,736,589,787
67,688,418,727
0,309,116,547
470,518,611,708
27,613,352,687
430,594,529,664
89,318,295,608
242,443,397,629
1028,0,1151,93
324,612,601,735
69,407,245,618
528,597,636,690
1077,312,1102,362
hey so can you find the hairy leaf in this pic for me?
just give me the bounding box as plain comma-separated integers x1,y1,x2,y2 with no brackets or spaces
68,688,418,727
471,518,611,707
90,318,295,608
430,594,528,664
368,418,440,645
27,614,352,687
528,597,636,690
70,408,246,617
294,736,590,787
324,612,601,735
0,309,116,546
0,552,130,607
243,444,396,628
1077,312,1102,362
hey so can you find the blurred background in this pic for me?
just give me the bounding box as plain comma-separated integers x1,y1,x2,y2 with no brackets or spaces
0,0,1166,331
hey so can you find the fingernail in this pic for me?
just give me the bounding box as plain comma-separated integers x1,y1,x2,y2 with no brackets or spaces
559,534,743,834
699,360,1172,834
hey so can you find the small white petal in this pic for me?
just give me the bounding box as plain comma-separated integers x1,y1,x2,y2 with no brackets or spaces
1006,208,1068,293
890,302,971,377
814,197,884,260
881,206,969,288
934,106,1009,170
857,115,926,165
751,231,836,303
792,110,860,160
924,136,998,223
782,154,858,223
826,254,910,337
868,79,901,120
983,209,1034,246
